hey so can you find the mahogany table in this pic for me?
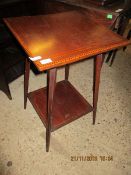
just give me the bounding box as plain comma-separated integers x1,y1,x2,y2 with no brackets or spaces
4,10,130,152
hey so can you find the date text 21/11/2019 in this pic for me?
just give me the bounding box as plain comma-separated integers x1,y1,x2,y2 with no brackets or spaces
71,155,113,161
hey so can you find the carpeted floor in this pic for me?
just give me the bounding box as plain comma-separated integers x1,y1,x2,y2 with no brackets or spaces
0,45,131,175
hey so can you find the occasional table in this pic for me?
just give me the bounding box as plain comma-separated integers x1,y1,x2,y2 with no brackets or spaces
4,10,130,152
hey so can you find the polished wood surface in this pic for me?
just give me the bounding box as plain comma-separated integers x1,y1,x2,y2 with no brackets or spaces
28,80,93,131
3,10,130,152
85,8,117,28
4,10,130,72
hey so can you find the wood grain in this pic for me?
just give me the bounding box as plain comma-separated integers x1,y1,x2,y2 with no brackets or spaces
4,10,130,71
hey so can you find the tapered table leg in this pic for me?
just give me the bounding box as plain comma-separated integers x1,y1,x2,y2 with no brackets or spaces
110,49,117,66
101,54,105,68
24,57,30,109
106,50,113,63
46,68,57,152
93,54,103,125
65,64,69,81
93,54,104,92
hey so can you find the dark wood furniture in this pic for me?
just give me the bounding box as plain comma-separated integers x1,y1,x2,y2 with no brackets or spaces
123,29,131,51
0,0,126,99
0,0,35,99
85,0,118,6
0,0,26,99
105,0,131,65
0,0,74,99
4,10,130,152
0,43,25,99
127,29,131,41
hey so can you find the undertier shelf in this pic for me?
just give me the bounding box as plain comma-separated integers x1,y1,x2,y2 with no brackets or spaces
28,80,93,131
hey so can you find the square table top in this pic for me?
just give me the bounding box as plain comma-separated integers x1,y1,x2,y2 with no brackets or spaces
4,10,130,71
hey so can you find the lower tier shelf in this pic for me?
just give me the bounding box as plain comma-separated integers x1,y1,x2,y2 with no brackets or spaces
28,80,93,131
